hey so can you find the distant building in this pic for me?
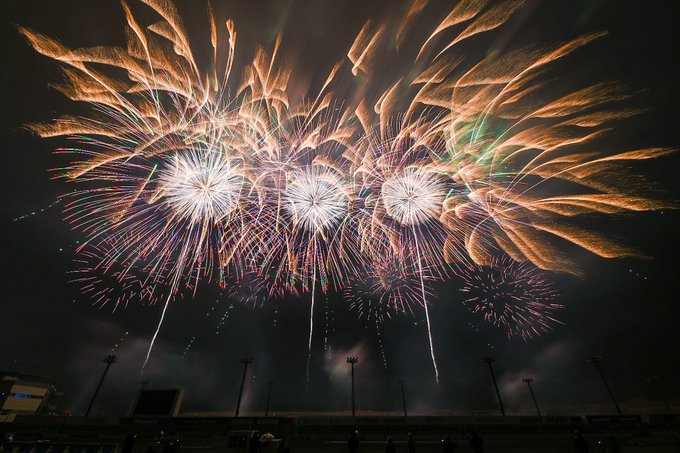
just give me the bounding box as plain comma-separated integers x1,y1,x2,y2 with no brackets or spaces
0,372,59,415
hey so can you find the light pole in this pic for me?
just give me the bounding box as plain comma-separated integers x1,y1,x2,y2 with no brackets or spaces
347,356,359,417
522,377,542,416
645,376,672,413
399,378,408,419
265,381,274,417
85,354,117,416
483,355,505,416
235,356,252,417
588,354,621,415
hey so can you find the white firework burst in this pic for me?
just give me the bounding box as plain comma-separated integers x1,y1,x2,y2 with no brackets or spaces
160,149,245,224
382,167,446,226
283,166,350,232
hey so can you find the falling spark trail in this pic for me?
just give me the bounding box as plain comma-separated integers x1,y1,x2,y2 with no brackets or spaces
12,199,62,222
142,225,194,371
413,226,439,384
306,239,317,385
142,290,172,371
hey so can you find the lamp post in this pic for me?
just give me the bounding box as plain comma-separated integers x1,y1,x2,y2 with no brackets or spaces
522,377,542,416
85,354,117,416
483,355,505,416
399,378,408,419
588,354,621,415
347,356,359,417
235,356,252,417
264,381,274,417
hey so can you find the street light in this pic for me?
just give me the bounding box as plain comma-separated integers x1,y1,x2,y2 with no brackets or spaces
85,354,117,416
483,355,505,416
588,354,622,415
522,377,542,416
235,356,253,417
347,356,359,417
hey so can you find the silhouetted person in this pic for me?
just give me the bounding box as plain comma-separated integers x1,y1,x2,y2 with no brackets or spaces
348,431,359,453
441,434,456,453
384,436,395,453
161,442,175,453
277,434,290,453
407,432,416,453
122,433,137,453
155,430,165,447
572,430,589,453
469,430,483,453
248,432,260,453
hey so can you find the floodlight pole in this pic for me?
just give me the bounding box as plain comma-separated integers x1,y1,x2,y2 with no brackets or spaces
85,354,117,416
265,381,274,417
235,356,252,417
399,378,408,419
522,377,542,416
347,356,359,417
588,354,622,415
646,376,672,413
483,355,505,416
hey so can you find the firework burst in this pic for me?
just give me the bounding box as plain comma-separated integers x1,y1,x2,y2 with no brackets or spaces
283,166,351,235
159,149,247,225
70,243,170,312
382,167,446,227
346,251,437,324
460,257,564,340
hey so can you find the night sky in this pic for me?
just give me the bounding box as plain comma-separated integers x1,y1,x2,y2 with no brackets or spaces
1,0,679,416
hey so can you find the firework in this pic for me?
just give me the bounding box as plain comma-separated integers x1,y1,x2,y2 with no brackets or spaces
346,250,437,324
460,257,564,340
382,167,446,227
71,242,170,312
283,166,350,233
225,270,292,308
20,0,674,376
159,149,247,225
352,122,460,382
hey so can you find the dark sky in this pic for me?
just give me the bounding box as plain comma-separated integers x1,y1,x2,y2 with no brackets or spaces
1,0,679,416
